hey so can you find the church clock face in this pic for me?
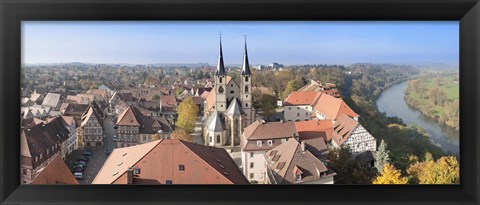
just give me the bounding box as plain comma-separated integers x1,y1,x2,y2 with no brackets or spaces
218,86,224,93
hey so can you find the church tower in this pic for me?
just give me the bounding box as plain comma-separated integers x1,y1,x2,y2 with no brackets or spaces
215,35,227,112
240,36,253,126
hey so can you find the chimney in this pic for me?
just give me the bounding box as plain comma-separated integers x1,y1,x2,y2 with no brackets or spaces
301,141,306,152
127,167,134,184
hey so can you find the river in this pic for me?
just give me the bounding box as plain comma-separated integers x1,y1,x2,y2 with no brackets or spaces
376,81,459,155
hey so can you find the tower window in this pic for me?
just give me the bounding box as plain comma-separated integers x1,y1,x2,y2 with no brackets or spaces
244,86,249,93
219,77,223,83
245,103,248,108
218,86,224,93
216,135,221,143
230,90,234,94
245,76,249,82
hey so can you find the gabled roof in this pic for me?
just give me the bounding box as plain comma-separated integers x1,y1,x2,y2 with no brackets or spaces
41,93,61,108
295,119,334,141
81,106,103,128
284,91,322,106
31,155,79,185
330,114,359,146
243,120,297,140
265,138,332,184
314,93,359,120
116,105,141,126
93,139,248,184
225,99,244,116
205,110,225,132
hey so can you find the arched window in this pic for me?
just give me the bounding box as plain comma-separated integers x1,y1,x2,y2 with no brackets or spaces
245,103,248,108
244,85,249,93
216,135,221,143
219,77,223,83
245,76,249,82
218,86,224,93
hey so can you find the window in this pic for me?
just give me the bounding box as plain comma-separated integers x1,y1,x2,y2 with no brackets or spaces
250,162,254,169
281,139,287,143
288,107,291,110
246,95,248,98
40,154,42,159
231,84,233,87
250,152,254,158
219,77,223,83
179,164,185,172
209,136,212,143
306,112,309,116
297,113,300,117
35,157,38,162
244,86,249,93
295,174,302,181
256,141,262,147
133,168,141,174
216,135,221,143
166,180,173,184
267,140,273,146
245,76,249,82
230,90,234,94
245,103,248,108
46,150,49,155
249,173,254,179
297,107,300,110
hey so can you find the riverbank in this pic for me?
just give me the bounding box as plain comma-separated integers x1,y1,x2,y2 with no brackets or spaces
377,81,459,155
404,76,459,131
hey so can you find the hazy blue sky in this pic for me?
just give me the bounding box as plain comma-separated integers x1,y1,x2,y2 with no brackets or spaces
22,21,459,66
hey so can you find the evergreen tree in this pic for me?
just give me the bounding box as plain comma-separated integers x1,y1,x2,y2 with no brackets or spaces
375,139,390,173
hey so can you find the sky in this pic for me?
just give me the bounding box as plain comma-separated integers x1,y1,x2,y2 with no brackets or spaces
22,21,459,66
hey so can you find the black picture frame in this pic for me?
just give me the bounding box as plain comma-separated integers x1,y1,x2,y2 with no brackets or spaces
1,0,479,204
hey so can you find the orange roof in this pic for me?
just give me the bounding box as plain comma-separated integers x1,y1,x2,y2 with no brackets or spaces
295,119,334,141
31,155,79,184
116,105,141,126
205,91,216,112
330,114,359,146
314,94,359,120
93,139,248,184
284,91,322,106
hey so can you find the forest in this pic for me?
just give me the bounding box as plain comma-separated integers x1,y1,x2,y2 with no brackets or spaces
404,74,460,130
249,64,458,184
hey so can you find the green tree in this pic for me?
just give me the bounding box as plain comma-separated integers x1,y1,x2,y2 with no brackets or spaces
375,139,390,173
256,94,278,118
281,80,299,100
176,97,199,134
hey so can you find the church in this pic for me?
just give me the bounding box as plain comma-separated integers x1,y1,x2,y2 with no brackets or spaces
203,37,258,147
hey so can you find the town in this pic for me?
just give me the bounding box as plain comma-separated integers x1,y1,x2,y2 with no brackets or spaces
21,39,408,185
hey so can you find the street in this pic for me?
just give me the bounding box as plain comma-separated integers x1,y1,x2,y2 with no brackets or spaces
66,114,117,184
191,116,204,145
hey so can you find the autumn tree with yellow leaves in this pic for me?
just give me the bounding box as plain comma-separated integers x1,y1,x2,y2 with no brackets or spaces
373,163,408,184
407,156,459,184
176,97,199,134
171,129,194,143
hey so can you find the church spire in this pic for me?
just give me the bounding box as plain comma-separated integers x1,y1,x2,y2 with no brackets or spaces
241,35,251,75
216,33,226,76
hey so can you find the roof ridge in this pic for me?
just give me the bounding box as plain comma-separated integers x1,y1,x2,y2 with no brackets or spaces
179,140,234,184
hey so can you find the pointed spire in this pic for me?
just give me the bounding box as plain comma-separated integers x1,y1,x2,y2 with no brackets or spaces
216,32,226,76
241,35,251,75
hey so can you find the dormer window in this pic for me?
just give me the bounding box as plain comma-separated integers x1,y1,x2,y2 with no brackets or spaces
267,140,273,146
256,141,262,147
281,139,287,143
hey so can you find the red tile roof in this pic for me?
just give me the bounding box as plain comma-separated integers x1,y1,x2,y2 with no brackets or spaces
31,155,79,184
330,114,359,146
93,139,248,184
295,119,334,141
284,91,322,106
313,93,359,120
